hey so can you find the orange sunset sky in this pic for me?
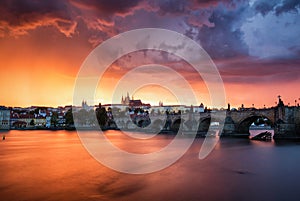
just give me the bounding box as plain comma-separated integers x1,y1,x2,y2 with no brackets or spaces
0,0,299,108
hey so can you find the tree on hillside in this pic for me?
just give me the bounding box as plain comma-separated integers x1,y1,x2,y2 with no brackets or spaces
65,109,74,126
96,107,107,128
51,112,58,127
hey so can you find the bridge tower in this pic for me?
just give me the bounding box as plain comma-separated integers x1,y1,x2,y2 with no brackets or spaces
273,95,300,139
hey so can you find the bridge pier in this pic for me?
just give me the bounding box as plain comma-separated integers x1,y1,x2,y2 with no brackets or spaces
273,106,300,140
274,123,297,139
221,123,236,136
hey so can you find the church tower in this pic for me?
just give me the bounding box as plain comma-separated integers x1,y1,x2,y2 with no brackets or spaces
121,92,131,105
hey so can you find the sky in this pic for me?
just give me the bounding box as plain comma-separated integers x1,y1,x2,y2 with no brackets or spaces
0,0,299,108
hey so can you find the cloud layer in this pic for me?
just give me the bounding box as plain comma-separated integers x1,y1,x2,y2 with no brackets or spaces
0,0,299,107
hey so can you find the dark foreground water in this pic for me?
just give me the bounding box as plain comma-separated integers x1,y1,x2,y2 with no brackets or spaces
1,130,300,201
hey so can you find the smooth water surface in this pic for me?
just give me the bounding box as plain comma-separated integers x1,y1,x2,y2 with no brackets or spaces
1,130,300,201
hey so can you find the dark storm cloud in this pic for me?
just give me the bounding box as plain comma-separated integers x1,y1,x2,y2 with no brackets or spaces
146,0,252,60
253,0,300,16
65,0,145,46
190,0,234,9
0,0,76,37
275,0,300,15
0,0,299,59
157,0,186,14
253,0,278,16
0,0,142,38
0,0,68,18
155,0,231,15
70,0,141,16
186,0,300,59
196,2,250,59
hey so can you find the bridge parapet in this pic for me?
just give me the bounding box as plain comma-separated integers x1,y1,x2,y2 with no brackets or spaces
112,106,300,139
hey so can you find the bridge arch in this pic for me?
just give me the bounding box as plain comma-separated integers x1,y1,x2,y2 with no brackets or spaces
237,115,274,134
171,118,184,132
136,118,151,128
198,118,211,133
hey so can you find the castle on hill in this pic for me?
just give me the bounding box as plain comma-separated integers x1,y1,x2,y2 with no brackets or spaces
121,92,150,108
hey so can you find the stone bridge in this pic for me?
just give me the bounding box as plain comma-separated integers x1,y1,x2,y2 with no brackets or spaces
114,113,188,132
113,105,300,139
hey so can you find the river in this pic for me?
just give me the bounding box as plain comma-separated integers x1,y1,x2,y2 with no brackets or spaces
1,130,300,201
